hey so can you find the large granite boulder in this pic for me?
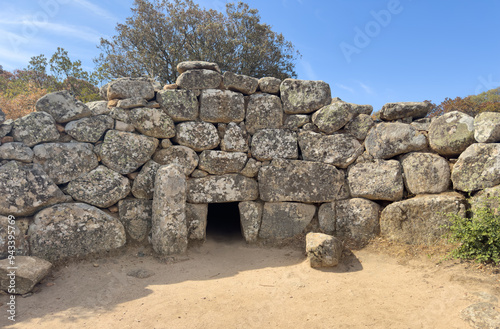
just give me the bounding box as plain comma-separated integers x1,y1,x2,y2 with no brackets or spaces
0,142,34,162
186,203,208,241
0,108,5,124
129,107,176,138
156,89,199,122
379,102,430,121
400,152,450,195
0,256,52,294
344,114,375,140
0,119,13,139
259,202,315,239
470,184,500,215
318,202,336,235
176,69,222,90
198,150,248,175
298,131,364,168
280,79,331,114
118,198,152,242
131,160,161,199
284,114,310,131
428,111,475,156
100,130,159,174
177,61,221,74
245,93,283,134
223,71,259,95
33,142,99,184
474,111,500,143
238,201,263,243
365,122,427,159
220,122,249,152
152,165,188,255
187,174,258,203
29,203,126,262
336,198,380,247
305,232,343,268
66,165,130,208
65,115,114,143
199,89,245,123
106,77,155,100
451,143,500,192
0,161,68,216
0,215,29,258
175,121,220,151
380,193,466,244
347,159,404,201
86,100,109,115
116,97,147,109
311,102,357,134
258,159,346,202
250,129,298,161
258,77,281,94
35,90,92,123
152,145,199,176
11,112,60,147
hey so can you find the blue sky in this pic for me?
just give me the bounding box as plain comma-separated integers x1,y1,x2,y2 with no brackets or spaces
1,0,499,112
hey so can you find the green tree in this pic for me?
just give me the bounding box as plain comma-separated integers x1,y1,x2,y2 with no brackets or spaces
94,0,300,84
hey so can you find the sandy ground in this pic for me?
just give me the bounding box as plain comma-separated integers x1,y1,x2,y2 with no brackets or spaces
1,234,499,329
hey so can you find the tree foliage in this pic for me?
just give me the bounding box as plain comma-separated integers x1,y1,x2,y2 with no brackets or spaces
94,0,300,84
427,87,500,118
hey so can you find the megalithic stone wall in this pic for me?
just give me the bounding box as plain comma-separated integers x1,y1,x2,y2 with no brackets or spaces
1,60,500,262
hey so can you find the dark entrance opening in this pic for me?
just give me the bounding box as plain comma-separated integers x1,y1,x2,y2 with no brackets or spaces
206,202,243,242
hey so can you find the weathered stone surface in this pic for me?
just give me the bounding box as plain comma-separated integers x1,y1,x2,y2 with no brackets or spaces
411,118,433,131
240,158,262,178
245,93,283,134
186,203,208,240
129,107,176,138
451,143,500,192
198,150,247,175
199,89,245,123
0,119,13,138
318,202,336,235
116,97,147,109
175,121,220,151
220,122,248,152
280,79,331,114
66,165,130,208
29,203,126,262
380,193,466,244
110,107,131,123
65,115,114,143
470,184,500,215
106,77,155,100
187,174,258,203
312,102,357,134
152,165,188,255
0,215,29,258
350,103,373,116
0,108,4,124
177,61,221,74
0,161,68,216
36,90,92,123
0,256,52,294
250,129,298,161
258,77,281,94
114,120,135,132
474,111,500,143
365,122,427,159
284,114,310,131
191,169,208,178
305,232,343,268
11,112,60,147
100,130,159,174
344,114,374,140
428,111,475,156
118,198,152,242
461,303,500,329
298,131,364,168
223,71,259,94
86,100,109,115
259,202,315,239
33,142,98,184
380,102,430,121
157,89,199,122
152,145,199,176
348,159,404,201
336,198,380,247
238,201,263,243
259,159,346,202
0,142,33,162
176,69,222,90
400,152,450,195
131,160,161,199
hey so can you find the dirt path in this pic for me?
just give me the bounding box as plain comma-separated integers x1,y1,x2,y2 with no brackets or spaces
1,237,499,329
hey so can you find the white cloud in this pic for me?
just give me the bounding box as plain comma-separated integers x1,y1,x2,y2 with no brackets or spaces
300,60,318,80
73,0,118,21
358,81,375,95
335,83,355,94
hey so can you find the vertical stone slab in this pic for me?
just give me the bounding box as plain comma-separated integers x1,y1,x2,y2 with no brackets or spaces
238,201,263,243
152,165,188,255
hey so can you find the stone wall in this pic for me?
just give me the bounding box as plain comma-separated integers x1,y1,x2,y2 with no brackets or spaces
1,60,499,263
